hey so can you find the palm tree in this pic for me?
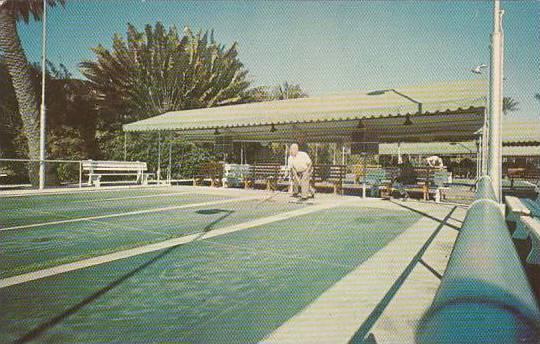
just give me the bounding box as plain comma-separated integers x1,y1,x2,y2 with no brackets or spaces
80,23,251,124
503,97,519,115
0,0,65,184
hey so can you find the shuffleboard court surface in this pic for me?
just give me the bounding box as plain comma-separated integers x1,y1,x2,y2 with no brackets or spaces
0,190,232,228
1,199,306,277
0,206,421,343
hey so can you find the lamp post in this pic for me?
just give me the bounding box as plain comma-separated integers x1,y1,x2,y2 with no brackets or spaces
367,89,423,114
38,0,48,190
487,0,505,202
449,142,475,154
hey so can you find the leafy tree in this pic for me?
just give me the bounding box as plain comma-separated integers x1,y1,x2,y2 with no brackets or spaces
0,59,99,184
272,81,308,100
0,0,65,184
502,97,519,115
80,23,252,128
242,82,308,102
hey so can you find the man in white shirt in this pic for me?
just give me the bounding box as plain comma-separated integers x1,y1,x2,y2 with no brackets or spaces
288,143,314,200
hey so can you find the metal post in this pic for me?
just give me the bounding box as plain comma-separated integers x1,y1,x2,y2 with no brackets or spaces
168,137,172,185
79,161,82,188
157,131,161,184
487,0,504,202
476,137,481,181
123,132,127,161
38,0,48,190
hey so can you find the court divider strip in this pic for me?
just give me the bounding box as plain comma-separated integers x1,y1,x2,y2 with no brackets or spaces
70,191,194,203
0,200,347,289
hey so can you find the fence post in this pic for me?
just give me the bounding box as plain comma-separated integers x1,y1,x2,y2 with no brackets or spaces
79,161,82,188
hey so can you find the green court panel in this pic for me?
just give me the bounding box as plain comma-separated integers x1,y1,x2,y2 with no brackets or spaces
0,200,306,277
0,206,421,343
0,191,231,228
0,187,178,211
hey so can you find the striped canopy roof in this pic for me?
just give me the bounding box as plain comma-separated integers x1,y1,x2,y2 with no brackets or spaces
123,80,493,143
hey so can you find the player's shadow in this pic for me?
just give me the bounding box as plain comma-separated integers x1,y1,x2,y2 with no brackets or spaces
195,208,234,232
14,245,178,344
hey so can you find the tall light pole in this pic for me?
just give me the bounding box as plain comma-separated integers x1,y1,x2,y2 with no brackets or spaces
39,0,48,190
487,0,504,201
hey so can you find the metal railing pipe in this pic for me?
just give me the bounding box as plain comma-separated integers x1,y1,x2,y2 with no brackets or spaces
416,175,540,343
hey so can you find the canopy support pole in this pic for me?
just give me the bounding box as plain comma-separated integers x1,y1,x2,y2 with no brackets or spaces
240,143,244,165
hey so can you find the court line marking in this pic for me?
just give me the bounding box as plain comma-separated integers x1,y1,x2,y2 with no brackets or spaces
71,191,194,203
0,185,173,199
0,196,260,232
262,208,456,344
0,200,347,289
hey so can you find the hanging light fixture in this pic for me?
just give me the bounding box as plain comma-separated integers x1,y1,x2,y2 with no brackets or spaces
270,123,277,132
403,114,413,126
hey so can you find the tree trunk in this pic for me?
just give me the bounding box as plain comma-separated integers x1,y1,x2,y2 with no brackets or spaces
0,9,42,185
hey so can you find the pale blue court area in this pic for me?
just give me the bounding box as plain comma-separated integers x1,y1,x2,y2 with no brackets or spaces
0,186,462,343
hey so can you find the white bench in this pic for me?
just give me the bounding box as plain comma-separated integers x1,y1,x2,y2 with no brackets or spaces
82,160,152,187
505,196,531,221
517,215,540,265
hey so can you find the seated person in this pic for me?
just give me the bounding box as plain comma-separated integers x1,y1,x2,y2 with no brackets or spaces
426,155,444,169
393,158,417,200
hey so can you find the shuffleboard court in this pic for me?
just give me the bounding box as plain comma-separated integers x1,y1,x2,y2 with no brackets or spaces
0,190,234,228
0,204,425,343
1,199,307,277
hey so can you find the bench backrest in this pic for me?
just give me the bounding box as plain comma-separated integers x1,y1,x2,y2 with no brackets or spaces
432,171,451,187
363,168,388,184
197,162,224,177
251,163,282,178
82,160,147,172
312,164,346,182
413,167,448,184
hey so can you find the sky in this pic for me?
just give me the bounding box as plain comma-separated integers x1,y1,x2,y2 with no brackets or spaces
17,0,540,120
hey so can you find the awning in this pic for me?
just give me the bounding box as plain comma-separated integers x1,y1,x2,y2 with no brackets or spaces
502,120,540,146
123,79,488,143
380,142,540,157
